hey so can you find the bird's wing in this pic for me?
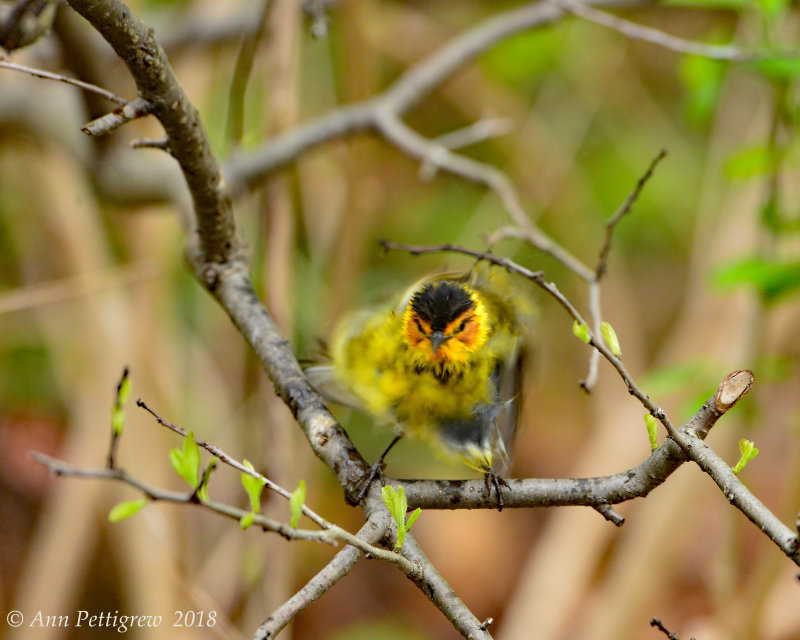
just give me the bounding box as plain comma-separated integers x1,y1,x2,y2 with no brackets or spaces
303,365,365,410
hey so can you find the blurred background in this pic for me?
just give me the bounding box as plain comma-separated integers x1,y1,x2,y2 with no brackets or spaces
1,0,799,638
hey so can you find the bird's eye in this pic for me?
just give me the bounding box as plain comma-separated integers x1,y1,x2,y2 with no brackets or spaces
414,318,427,335
458,317,470,332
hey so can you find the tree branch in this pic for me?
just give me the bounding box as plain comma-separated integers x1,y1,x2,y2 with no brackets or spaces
0,57,127,104
595,149,668,280
202,263,370,503
223,0,645,197
67,0,240,268
397,534,493,640
136,398,331,530
399,372,744,509
29,450,419,572
29,452,337,544
81,96,152,137
562,0,751,61
254,513,390,640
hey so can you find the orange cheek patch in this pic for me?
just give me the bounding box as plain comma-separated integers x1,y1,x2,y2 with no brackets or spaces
458,318,483,349
444,313,480,349
403,315,431,348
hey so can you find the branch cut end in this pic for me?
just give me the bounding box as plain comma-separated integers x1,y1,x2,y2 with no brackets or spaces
715,370,754,412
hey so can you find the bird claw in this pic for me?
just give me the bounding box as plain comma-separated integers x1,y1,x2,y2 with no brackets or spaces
356,458,387,503
484,468,508,512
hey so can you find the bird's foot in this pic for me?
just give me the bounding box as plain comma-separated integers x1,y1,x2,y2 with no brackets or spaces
484,467,509,512
356,458,387,504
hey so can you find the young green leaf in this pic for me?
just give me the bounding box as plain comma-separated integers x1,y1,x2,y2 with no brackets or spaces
405,507,422,531
572,321,590,344
239,512,255,530
110,367,131,436
290,480,307,528
197,459,216,503
240,460,266,514
644,413,659,451
108,498,148,523
169,432,201,488
382,485,408,526
382,485,420,551
732,438,759,474
600,321,622,357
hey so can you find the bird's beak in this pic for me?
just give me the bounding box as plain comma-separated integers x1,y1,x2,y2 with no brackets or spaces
430,331,449,355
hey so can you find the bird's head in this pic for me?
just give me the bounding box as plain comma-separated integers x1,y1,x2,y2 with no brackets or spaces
402,281,490,370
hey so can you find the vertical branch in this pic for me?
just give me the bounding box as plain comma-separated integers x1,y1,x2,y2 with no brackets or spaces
66,0,239,269
225,0,271,151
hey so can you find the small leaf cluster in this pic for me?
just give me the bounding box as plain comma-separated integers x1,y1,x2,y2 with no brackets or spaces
732,438,759,474
572,320,622,357
169,432,209,501
382,485,421,552
239,460,267,529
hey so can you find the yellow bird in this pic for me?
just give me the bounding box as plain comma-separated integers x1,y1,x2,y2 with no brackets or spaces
306,264,529,508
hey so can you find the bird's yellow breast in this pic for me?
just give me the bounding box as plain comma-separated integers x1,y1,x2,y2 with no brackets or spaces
319,268,528,472
332,286,497,427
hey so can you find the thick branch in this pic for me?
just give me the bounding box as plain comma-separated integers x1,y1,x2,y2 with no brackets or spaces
397,534,493,640
400,374,739,509
202,262,370,503
67,0,239,267
254,513,390,640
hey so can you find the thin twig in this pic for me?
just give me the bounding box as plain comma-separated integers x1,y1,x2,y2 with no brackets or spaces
596,149,668,279
30,450,417,571
581,281,602,391
380,240,587,329
419,117,514,181
485,225,595,282
0,58,128,105
30,451,333,543
650,618,685,640
583,149,667,391
82,97,152,137
130,137,170,151
379,241,663,416
135,398,330,530
593,503,625,526
561,0,751,61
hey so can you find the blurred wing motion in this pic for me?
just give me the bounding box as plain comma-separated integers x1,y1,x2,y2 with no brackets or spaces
304,261,533,476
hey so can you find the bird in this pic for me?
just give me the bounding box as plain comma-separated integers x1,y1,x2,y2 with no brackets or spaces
305,264,529,509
